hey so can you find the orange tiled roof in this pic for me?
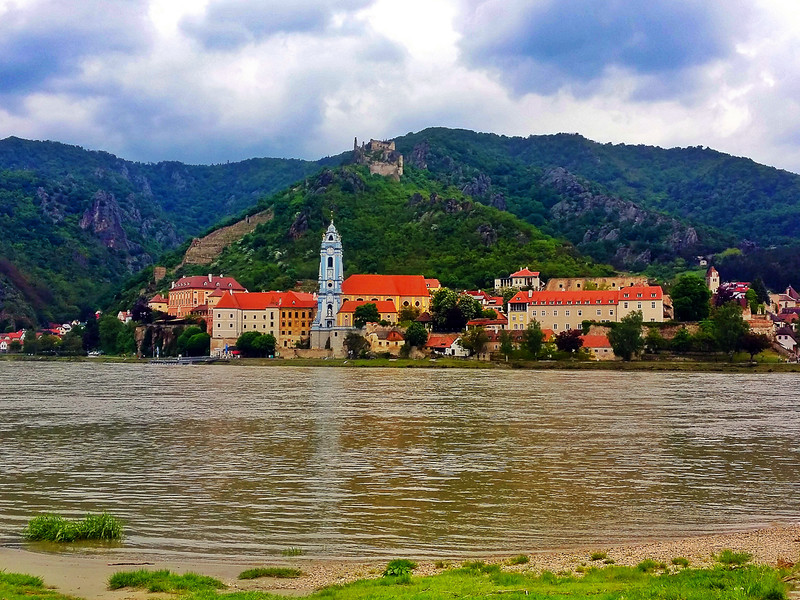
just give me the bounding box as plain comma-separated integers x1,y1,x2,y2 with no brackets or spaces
618,285,663,300
581,335,611,348
342,274,430,297
215,291,316,310
338,300,398,314
425,333,459,349
510,286,663,306
510,268,540,277
149,294,167,303
424,278,441,288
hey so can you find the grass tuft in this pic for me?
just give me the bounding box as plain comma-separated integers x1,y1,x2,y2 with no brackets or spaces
590,551,608,561
108,569,225,592
508,554,529,565
672,556,690,567
636,559,667,573
382,559,417,578
281,547,304,557
717,549,753,566
0,572,44,588
238,567,303,580
23,513,123,542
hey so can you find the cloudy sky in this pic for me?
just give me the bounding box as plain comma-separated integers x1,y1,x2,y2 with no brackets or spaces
2,0,800,172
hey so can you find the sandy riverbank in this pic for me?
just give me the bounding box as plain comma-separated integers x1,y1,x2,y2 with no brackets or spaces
2,524,800,600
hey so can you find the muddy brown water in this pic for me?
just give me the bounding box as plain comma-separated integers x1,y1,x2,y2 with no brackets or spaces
1,362,798,559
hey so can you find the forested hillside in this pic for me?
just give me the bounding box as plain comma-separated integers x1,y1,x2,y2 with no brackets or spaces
174,166,611,294
395,128,800,263
0,137,338,326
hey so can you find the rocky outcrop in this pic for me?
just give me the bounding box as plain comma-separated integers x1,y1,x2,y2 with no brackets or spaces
543,167,700,268
80,191,131,251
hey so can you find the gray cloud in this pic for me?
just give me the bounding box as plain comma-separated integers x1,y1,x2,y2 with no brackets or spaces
180,0,373,49
457,0,750,96
0,0,152,96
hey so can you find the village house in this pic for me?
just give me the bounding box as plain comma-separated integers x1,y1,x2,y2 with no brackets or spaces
465,290,505,311
507,286,664,332
211,290,317,355
494,268,542,291
776,326,798,357
705,267,720,294
466,314,508,332
341,274,431,311
425,278,441,292
425,333,469,357
148,294,168,313
168,274,246,318
581,334,615,360
364,325,405,355
337,300,398,327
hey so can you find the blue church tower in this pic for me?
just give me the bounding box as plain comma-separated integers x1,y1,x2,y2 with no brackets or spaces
311,222,347,351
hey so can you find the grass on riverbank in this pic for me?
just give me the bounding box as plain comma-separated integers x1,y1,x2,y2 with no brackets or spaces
23,513,123,542
108,569,225,593
0,572,72,600
238,567,303,580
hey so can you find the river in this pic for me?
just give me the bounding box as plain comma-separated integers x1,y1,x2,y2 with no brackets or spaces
1,362,798,559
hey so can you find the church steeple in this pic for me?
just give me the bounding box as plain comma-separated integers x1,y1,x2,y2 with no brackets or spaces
312,222,344,331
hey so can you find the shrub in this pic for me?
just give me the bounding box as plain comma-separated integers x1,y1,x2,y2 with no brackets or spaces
383,559,417,578
717,549,752,567
590,551,608,561
23,513,123,542
509,554,530,565
637,559,666,573
281,547,304,557
238,567,303,580
672,557,690,567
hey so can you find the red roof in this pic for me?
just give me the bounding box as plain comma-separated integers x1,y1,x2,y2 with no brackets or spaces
149,294,167,303
342,274,430,297
215,291,316,310
510,286,663,306
338,300,397,314
466,315,508,327
425,278,441,288
172,275,245,291
581,335,611,348
425,333,459,349
207,289,227,298
510,268,540,277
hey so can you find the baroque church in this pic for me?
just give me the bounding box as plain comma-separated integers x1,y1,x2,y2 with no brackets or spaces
310,222,349,352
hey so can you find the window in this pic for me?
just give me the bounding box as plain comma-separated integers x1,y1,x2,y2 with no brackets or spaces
624,302,628,309
578,310,582,316
565,310,570,316
531,311,537,316
553,310,558,316
596,309,601,316
651,302,656,309
553,324,558,330
637,302,642,309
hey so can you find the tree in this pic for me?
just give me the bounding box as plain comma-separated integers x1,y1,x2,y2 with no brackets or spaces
9,340,21,353
185,333,211,356
711,302,748,358
398,306,420,323
404,321,428,348
671,274,711,321
740,332,771,361
23,329,38,355
430,288,481,332
745,288,759,314
692,320,718,352
522,320,545,358
645,328,667,354
98,315,124,354
751,277,770,305
458,327,488,355
608,310,644,361
177,325,203,355
236,331,263,357
252,333,276,357
344,332,370,358
38,334,61,354
499,330,514,358
82,316,100,352
353,303,380,328
481,308,497,319
554,329,583,353
671,327,692,353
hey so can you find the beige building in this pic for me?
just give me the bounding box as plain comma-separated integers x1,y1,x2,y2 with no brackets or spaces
211,290,317,355
494,268,542,291
705,267,720,294
508,286,664,333
544,276,648,291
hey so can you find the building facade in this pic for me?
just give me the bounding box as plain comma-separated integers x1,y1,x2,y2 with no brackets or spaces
494,268,542,291
341,274,431,311
168,274,246,318
507,286,664,332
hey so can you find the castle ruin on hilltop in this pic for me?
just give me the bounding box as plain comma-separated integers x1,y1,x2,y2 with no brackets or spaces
353,137,403,180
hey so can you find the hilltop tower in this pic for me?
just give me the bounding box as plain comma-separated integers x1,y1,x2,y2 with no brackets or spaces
310,222,348,353
706,266,720,294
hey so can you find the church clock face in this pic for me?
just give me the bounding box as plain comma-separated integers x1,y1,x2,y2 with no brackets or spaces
326,247,334,255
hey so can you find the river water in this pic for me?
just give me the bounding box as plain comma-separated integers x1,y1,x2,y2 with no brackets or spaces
1,362,799,559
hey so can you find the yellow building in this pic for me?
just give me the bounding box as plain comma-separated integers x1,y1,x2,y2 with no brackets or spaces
341,274,431,312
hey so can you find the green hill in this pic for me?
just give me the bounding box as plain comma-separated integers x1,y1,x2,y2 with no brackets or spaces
395,128,800,264
174,166,611,294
